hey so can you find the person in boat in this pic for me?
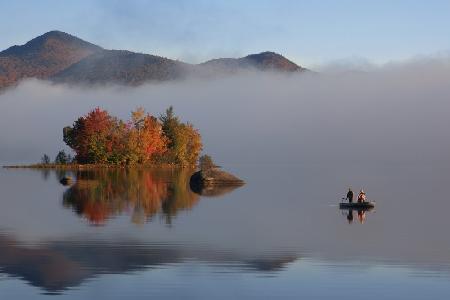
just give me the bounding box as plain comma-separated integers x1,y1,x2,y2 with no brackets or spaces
357,189,366,203
346,188,354,203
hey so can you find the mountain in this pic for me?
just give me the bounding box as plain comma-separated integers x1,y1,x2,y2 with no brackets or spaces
200,51,305,73
0,31,306,89
0,31,102,89
52,50,189,85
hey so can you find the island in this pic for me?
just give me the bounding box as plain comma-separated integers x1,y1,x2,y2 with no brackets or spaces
6,106,202,168
4,106,245,192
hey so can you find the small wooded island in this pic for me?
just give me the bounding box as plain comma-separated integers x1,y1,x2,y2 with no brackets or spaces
5,106,244,187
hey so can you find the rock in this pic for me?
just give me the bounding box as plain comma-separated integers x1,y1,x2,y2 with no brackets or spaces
59,176,73,186
189,167,244,195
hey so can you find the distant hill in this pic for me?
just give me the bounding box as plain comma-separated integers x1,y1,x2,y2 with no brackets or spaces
200,51,305,73
52,50,190,85
0,31,307,89
0,31,102,89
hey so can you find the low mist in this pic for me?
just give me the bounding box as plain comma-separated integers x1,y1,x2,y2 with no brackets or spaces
1,57,450,167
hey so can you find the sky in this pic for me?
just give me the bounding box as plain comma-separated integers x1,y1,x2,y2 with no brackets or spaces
1,0,450,67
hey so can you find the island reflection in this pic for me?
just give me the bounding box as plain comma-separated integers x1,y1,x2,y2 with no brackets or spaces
61,168,241,225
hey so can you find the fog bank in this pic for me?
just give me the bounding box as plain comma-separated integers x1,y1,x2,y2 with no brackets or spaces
1,58,450,167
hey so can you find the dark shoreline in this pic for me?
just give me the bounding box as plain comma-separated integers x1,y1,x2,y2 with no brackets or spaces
2,163,193,170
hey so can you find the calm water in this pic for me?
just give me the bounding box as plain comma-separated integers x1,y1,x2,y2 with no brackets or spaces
2,70,450,298
1,163,450,299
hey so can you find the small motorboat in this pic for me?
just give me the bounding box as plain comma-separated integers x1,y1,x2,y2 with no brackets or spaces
339,201,375,209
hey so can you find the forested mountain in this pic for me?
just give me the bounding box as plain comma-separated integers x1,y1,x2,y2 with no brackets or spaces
0,31,102,88
0,31,306,89
52,50,190,85
200,51,305,73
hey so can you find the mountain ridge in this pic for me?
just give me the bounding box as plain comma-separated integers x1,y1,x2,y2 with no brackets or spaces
0,31,306,89
200,51,304,73
0,31,102,88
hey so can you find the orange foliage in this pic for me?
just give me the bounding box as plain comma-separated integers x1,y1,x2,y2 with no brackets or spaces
64,107,198,165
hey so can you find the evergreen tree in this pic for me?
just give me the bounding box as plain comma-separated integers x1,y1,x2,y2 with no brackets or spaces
55,150,70,164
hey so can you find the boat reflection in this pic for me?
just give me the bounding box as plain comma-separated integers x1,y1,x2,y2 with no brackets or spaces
341,207,374,224
62,168,243,225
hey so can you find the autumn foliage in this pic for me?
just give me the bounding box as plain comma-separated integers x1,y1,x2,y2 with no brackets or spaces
63,107,202,166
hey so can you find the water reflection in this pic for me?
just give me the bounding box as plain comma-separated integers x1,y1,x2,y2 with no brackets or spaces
341,208,374,224
0,168,300,295
62,169,204,225
0,233,298,294
3,165,450,298
61,168,245,225
189,180,243,197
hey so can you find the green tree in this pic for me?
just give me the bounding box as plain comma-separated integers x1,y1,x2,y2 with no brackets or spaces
159,107,202,166
55,150,70,164
159,106,179,149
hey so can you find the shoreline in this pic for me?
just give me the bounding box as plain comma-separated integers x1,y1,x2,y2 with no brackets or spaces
2,163,194,170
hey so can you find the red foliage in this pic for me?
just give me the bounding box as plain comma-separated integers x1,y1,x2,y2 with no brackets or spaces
66,107,166,164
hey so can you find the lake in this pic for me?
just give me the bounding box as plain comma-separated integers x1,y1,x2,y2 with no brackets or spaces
1,162,450,299
2,71,450,298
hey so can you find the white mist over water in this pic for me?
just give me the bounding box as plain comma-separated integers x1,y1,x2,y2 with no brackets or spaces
1,57,450,167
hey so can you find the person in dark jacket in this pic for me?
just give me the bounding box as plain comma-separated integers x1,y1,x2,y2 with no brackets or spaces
346,188,354,203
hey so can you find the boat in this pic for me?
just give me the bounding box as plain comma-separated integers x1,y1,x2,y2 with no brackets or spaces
339,201,375,209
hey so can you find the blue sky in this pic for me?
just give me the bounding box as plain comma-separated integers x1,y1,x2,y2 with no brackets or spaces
1,0,450,67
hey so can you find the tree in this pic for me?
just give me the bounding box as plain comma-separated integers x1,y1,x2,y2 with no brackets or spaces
41,154,50,164
63,126,74,149
131,107,146,130
62,106,201,166
159,106,179,149
199,154,215,171
55,150,70,164
183,123,203,166
126,108,168,164
63,108,116,163
139,114,167,162
159,107,202,166
107,119,129,164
